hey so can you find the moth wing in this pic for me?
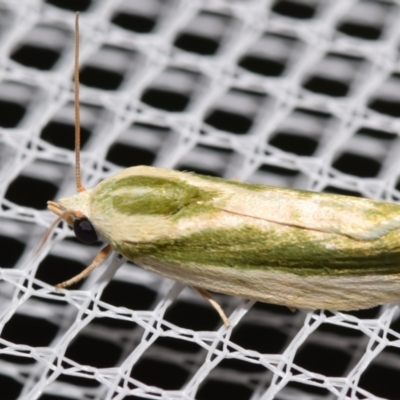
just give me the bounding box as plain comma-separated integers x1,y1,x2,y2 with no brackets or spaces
212,183,400,240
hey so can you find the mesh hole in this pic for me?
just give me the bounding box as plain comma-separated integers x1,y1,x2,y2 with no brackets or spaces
112,12,157,33
231,324,287,354
11,45,61,70
294,343,351,376
303,76,349,97
174,33,219,55
0,235,25,268
0,100,25,127
359,364,400,399
197,379,253,400
332,153,381,178
0,375,22,400
141,88,190,112
100,279,157,310
2,314,58,347
337,22,382,40
205,110,252,134
5,176,58,209
272,0,317,19
65,335,123,368
269,132,318,156
45,0,92,12
80,66,124,90
41,121,91,150
164,300,221,331
369,98,400,117
238,56,285,76
130,358,189,390
106,144,156,167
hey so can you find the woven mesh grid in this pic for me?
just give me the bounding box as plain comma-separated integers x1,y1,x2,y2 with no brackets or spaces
1,0,400,399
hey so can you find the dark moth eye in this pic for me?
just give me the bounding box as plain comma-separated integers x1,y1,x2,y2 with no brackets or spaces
73,218,98,244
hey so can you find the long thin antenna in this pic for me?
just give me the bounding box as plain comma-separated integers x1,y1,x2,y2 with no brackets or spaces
75,12,85,193
35,210,76,255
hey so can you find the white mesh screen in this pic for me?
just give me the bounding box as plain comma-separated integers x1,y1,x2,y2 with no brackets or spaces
1,0,400,399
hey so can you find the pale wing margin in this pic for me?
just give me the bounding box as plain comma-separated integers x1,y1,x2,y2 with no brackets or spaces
191,175,400,241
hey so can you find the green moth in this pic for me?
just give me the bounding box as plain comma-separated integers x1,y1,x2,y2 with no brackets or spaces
48,166,400,325
45,14,400,327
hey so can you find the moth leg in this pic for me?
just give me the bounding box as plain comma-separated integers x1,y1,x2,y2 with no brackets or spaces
193,286,230,328
288,307,296,312
56,244,112,289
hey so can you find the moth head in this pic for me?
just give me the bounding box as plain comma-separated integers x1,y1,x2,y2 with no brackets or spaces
47,190,98,244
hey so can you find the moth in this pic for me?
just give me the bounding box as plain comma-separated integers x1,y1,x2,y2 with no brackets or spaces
46,14,400,327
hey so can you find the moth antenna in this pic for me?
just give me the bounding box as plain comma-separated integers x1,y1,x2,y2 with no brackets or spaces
74,12,85,193
35,211,76,255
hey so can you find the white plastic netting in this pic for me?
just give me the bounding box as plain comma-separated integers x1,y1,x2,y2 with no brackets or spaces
1,0,400,399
